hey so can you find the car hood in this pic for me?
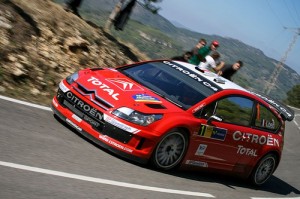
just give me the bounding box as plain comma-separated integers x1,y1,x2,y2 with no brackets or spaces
74,68,182,113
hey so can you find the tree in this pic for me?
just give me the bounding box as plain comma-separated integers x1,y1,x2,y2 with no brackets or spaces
104,0,162,31
285,84,300,108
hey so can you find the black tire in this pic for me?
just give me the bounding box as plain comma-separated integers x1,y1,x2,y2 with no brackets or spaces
250,153,278,186
151,130,188,170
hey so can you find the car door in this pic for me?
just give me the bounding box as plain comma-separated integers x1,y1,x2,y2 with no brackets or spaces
185,95,256,171
238,102,282,161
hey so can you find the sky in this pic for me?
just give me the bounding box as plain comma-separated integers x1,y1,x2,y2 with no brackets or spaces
157,0,300,74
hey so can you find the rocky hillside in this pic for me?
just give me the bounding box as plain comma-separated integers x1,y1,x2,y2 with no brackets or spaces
0,0,148,106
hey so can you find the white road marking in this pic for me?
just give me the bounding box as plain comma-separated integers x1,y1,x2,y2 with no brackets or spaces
293,120,300,131
0,95,51,111
289,105,300,111
294,114,300,131
0,161,215,198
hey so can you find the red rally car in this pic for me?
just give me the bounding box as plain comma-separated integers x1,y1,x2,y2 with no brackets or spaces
51,60,294,186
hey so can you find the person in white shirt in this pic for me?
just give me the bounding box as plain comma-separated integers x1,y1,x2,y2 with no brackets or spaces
197,51,224,73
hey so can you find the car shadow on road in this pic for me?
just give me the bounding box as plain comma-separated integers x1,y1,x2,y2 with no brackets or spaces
53,114,300,196
158,169,300,196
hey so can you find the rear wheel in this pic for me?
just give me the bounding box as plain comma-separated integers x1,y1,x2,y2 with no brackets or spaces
250,154,278,186
151,130,188,170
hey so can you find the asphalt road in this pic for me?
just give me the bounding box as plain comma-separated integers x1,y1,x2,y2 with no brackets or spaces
0,95,299,199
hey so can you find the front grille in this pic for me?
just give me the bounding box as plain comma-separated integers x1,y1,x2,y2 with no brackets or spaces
56,89,133,144
102,122,133,144
57,89,105,131
63,100,104,131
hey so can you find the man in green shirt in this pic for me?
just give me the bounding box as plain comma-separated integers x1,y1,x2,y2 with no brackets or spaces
189,40,219,65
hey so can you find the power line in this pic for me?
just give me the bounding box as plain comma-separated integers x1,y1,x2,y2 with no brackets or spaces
283,0,299,27
263,27,300,95
266,0,285,27
291,0,300,25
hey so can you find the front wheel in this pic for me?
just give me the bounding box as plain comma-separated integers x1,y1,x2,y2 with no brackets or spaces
250,153,278,186
151,130,188,170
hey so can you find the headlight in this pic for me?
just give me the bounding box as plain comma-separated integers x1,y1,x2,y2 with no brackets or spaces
66,72,79,84
112,107,163,126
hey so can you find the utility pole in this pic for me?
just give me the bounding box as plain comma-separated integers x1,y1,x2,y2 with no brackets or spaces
264,27,300,95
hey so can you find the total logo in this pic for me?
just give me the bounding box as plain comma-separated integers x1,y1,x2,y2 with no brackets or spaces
87,77,144,100
107,78,144,91
87,76,120,100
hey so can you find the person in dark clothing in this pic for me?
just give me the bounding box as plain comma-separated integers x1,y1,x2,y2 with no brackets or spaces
65,0,83,17
114,0,136,31
218,60,243,81
171,51,193,62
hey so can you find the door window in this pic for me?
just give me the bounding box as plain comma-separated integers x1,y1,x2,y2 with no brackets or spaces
200,96,254,126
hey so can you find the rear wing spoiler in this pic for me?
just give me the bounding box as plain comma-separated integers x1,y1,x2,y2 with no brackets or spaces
251,92,294,122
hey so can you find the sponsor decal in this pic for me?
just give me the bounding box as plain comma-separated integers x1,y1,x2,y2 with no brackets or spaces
83,114,100,127
198,124,227,141
103,114,140,134
233,131,280,147
66,118,82,131
107,78,144,91
192,104,205,113
237,145,257,156
195,144,207,156
133,94,161,103
99,135,133,153
185,160,208,167
87,76,119,100
72,114,82,122
261,119,275,129
163,61,219,92
59,81,70,93
66,91,103,121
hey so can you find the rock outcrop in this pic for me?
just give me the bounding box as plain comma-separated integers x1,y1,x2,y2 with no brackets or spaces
0,0,147,105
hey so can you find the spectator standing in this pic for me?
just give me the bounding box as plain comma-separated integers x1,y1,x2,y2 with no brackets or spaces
197,51,224,73
218,60,244,81
189,40,219,65
191,38,207,56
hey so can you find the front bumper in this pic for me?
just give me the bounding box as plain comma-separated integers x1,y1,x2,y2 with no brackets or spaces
51,94,151,164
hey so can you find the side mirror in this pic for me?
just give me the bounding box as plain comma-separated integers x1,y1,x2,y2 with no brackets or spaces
207,115,223,125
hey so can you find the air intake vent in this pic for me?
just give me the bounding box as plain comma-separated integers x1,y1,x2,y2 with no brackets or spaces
145,103,166,109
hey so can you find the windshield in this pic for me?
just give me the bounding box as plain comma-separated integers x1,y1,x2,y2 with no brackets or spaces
119,61,219,109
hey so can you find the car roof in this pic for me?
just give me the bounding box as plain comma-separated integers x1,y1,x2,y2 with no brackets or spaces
172,60,294,121
173,61,247,91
